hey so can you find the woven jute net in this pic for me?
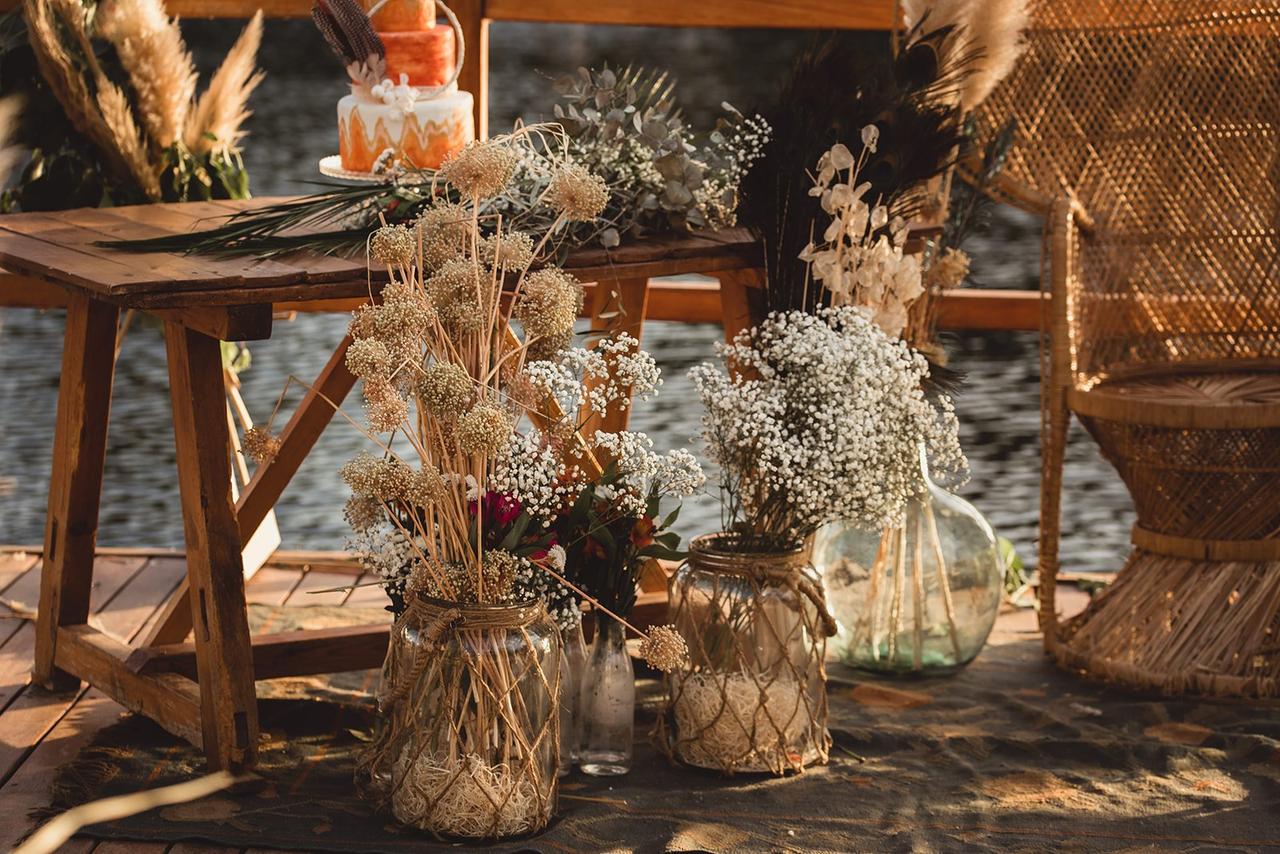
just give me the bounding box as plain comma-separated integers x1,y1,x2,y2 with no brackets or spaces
972,1,1280,697
356,595,561,839
658,535,835,775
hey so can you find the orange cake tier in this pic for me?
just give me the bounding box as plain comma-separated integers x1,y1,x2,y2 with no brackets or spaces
380,25,455,87
365,0,434,31
338,87,474,173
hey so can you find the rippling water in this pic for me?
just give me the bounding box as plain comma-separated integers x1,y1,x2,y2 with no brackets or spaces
0,22,1133,571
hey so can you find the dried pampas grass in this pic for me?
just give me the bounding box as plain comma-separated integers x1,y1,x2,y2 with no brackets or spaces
185,11,265,155
673,672,815,773
95,75,161,199
391,748,546,838
899,0,1029,112
97,0,198,150
0,96,23,184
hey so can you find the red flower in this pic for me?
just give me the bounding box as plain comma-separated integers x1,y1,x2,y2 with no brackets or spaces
630,516,656,549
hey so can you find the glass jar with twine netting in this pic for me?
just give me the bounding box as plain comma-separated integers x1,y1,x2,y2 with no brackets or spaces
659,535,835,775
357,594,561,840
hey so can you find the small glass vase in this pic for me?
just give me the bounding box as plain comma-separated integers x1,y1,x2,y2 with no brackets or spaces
662,534,832,776
357,595,561,840
578,618,634,776
816,446,1002,675
558,620,587,777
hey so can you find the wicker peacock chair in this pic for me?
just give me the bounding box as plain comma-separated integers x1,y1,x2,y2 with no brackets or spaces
971,0,1280,697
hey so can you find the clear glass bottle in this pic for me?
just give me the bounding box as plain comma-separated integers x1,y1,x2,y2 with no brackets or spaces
578,618,634,776
358,596,562,840
816,446,1002,675
663,535,831,775
557,620,587,776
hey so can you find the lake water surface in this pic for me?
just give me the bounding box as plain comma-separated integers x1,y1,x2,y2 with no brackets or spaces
0,22,1134,572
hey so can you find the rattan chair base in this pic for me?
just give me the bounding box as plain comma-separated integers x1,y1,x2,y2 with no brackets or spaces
1051,547,1280,699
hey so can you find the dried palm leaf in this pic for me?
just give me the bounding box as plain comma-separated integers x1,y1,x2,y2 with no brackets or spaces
899,0,1029,112
95,73,160,199
97,0,198,151
184,10,265,156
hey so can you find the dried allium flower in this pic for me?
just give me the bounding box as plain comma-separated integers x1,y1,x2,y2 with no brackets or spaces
515,268,581,339
339,451,381,495
349,304,378,340
417,201,470,269
364,377,409,433
346,336,392,380
639,625,688,673
438,140,518,199
526,327,574,362
479,231,535,271
418,360,473,414
456,402,514,457
370,224,415,266
408,466,446,506
341,451,415,501
545,163,609,221
242,426,281,463
374,294,434,342
426,259,484,333
481,548,518,600
930,247,971,289
343,492,383,532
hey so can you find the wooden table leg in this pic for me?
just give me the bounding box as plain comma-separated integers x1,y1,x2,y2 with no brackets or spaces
142,334,357,647
164,321,259,771
33,293,119,691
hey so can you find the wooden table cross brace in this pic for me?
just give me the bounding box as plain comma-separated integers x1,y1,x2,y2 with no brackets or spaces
1,199,761,769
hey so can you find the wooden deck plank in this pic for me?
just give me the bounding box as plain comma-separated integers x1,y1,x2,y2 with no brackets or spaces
0,552,38,595
285,570,354,608
342,573,391,609
0,557,165,786
244,567,302,606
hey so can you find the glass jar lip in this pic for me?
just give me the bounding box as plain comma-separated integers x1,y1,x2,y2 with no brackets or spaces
414,591,543,617
690,532,807,560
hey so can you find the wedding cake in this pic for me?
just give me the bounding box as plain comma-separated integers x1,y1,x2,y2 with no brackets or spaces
316,0,475,174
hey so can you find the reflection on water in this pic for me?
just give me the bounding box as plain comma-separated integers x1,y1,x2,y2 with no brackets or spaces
0,22,1133,570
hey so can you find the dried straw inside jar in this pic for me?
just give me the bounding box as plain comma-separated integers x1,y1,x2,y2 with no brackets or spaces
358,595,561,840
661,534,835,775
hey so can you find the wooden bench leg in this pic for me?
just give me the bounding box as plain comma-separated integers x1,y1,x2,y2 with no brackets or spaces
34,294,119,691
164,321,259,771
142,334,357,647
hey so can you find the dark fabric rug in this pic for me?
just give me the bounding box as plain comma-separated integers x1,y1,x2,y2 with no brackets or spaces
40,610,1280,853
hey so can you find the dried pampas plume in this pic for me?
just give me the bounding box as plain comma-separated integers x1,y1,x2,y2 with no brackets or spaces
958,0,1029,111
24,0,160,192
0,97,23,184
95,74,161,199
97,0,199,150
899,0,1029,112
184,11,265,155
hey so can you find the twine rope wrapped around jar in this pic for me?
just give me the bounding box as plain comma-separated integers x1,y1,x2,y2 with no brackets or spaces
659,535,834,775
358,594,560,840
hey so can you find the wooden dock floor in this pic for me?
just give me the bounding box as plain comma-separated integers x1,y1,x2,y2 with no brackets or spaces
0,545,386,854
0,545,1087,853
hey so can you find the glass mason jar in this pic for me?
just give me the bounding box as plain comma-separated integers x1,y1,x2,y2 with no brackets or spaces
662,534,832,775
578,619,635,776
357,595,562,840
816,446,1002,675
557,620,587,776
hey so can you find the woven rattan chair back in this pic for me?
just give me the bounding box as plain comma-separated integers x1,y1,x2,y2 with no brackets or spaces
976,0,1280,382
971,1,1280,698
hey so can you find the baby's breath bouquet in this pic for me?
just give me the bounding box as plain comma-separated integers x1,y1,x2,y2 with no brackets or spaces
340,127,686,838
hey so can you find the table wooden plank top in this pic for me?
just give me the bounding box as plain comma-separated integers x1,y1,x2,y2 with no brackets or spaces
0,198,761,309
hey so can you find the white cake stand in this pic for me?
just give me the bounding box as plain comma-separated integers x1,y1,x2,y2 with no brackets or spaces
318,155,393,184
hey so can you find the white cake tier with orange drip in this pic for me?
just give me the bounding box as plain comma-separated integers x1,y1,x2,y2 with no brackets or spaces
338,84,474,173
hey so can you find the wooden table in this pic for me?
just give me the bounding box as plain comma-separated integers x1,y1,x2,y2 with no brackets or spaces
0,199,766,772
